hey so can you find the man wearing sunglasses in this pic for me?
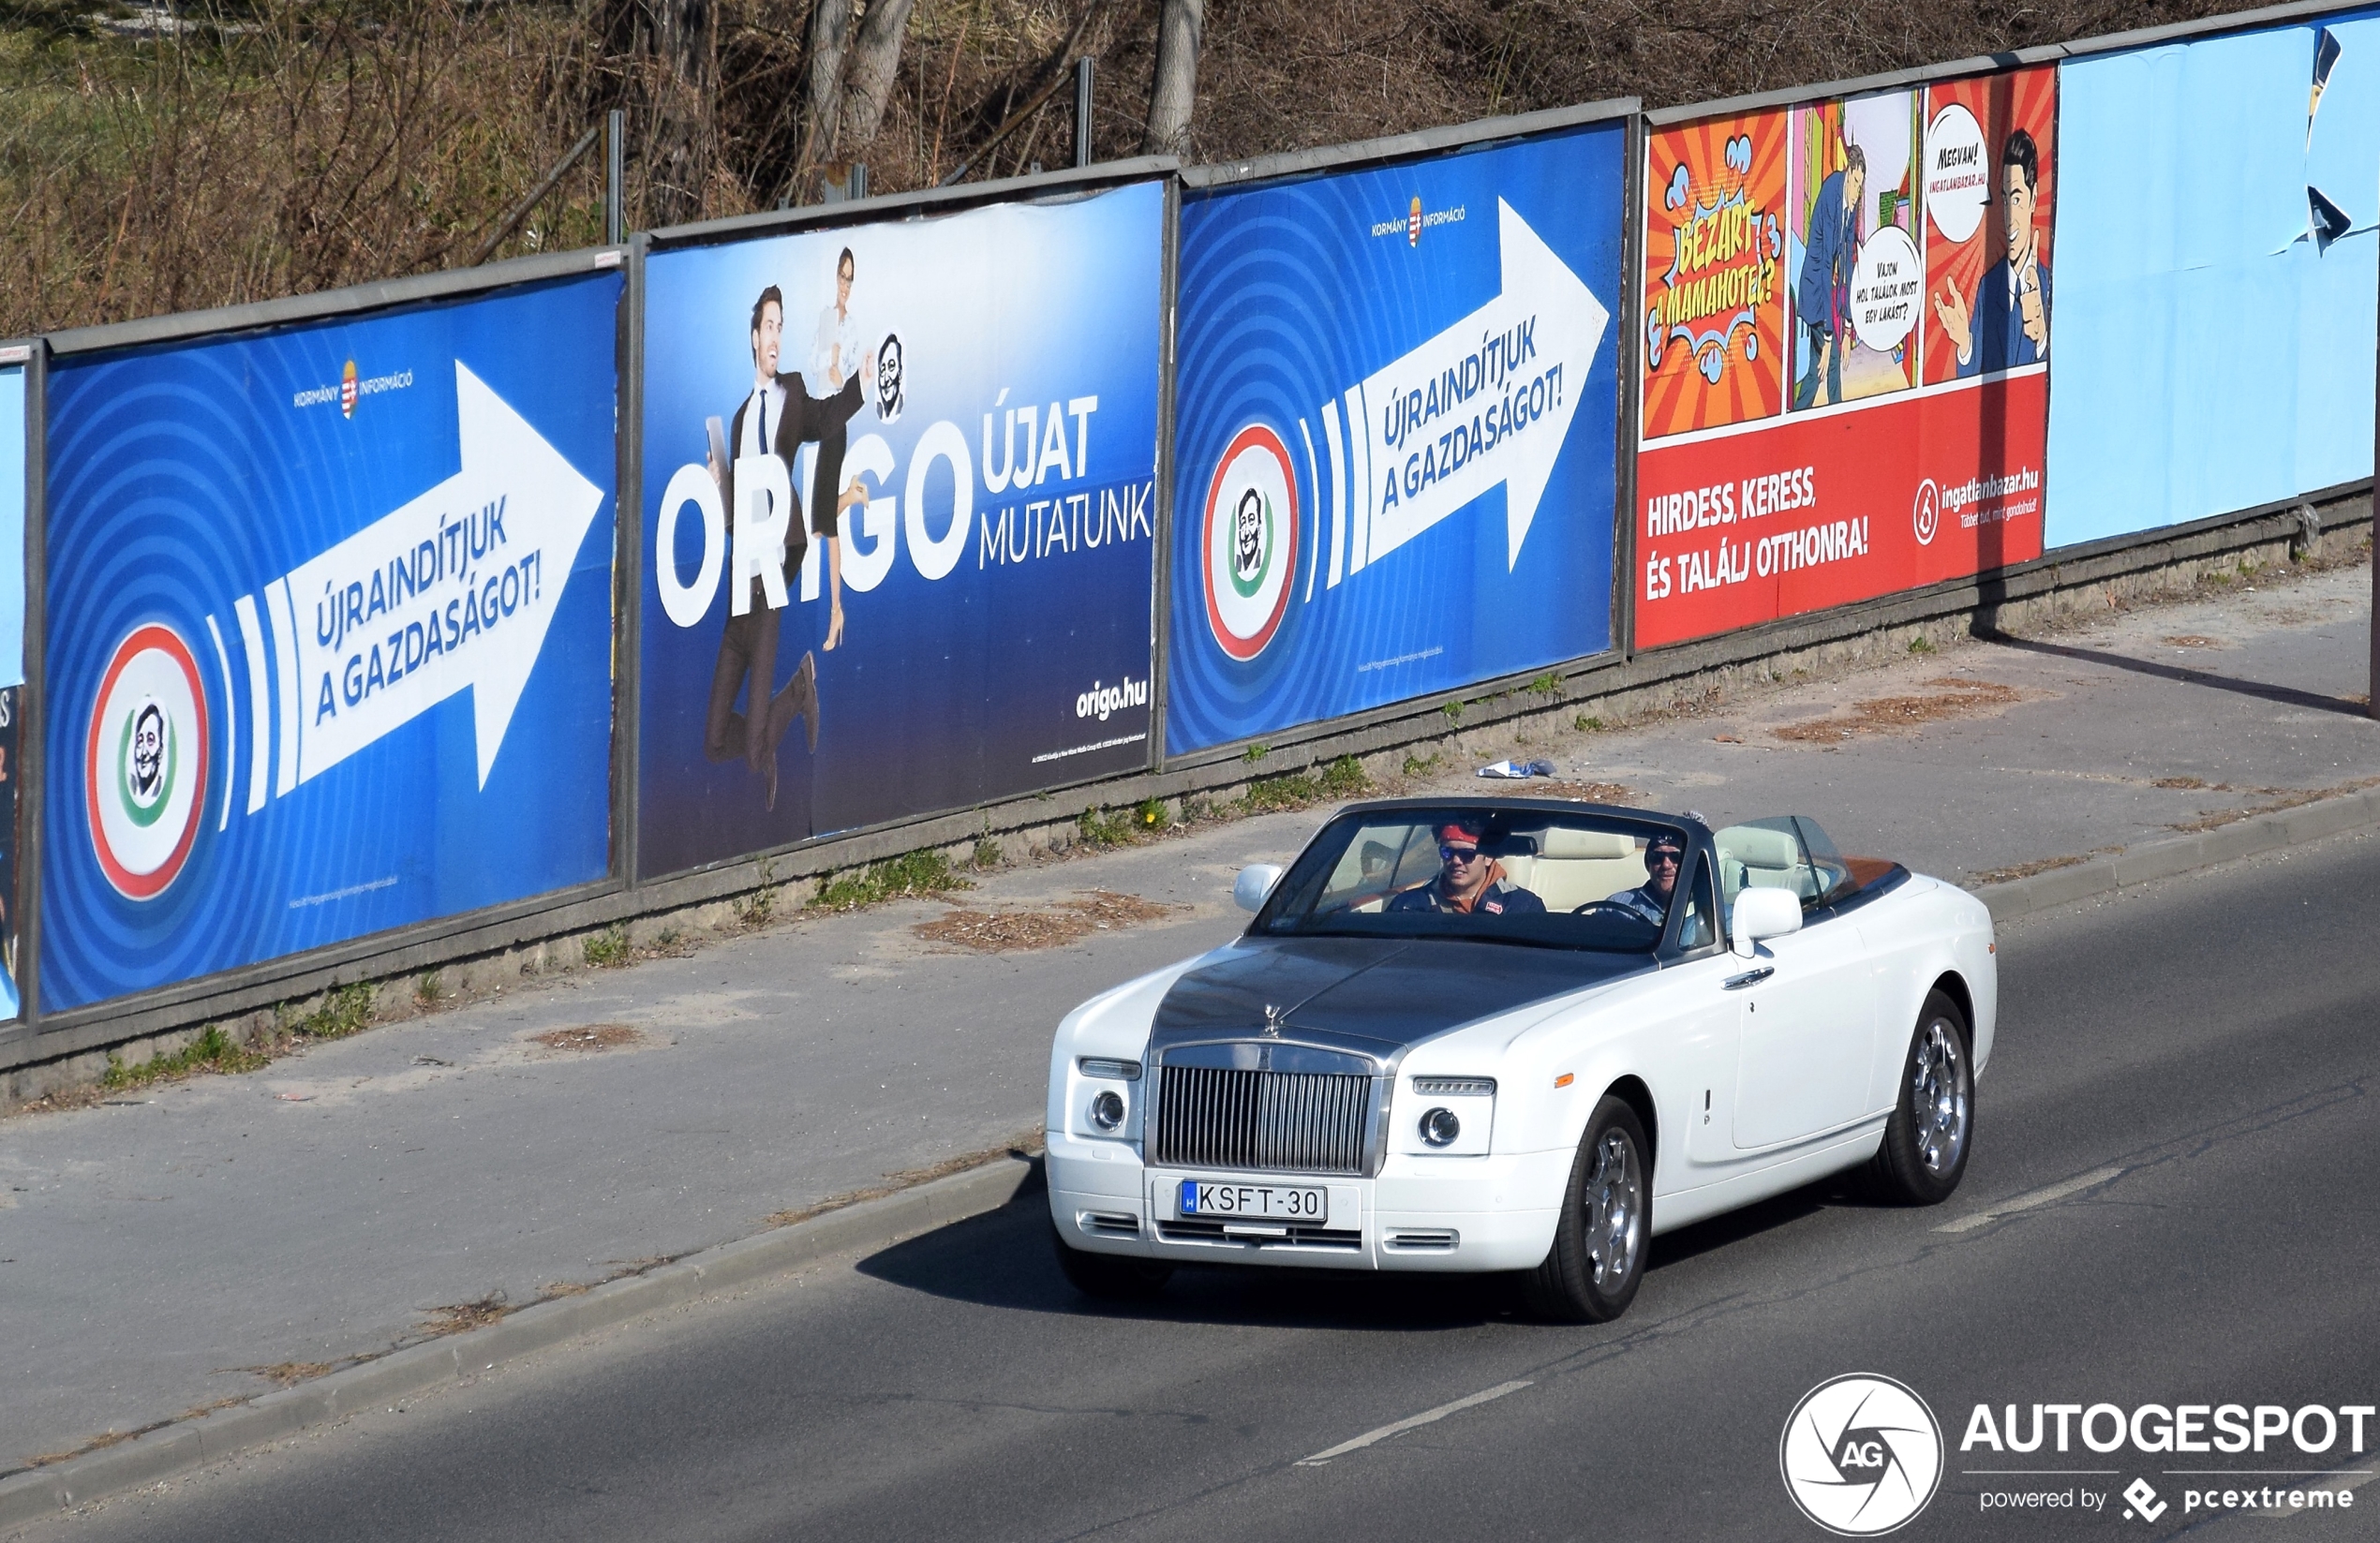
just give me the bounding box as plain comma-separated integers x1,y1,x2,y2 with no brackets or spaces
1608,829,1688,927
1386,820,1545,916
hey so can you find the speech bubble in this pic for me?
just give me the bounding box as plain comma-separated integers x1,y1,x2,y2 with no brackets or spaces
1926,103,1990,244
1851,224,1923,354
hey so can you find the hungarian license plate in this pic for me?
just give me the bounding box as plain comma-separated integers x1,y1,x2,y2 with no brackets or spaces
1177,1179,1330,1223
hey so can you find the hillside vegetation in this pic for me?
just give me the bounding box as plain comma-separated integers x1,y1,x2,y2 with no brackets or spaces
0,0,2271,335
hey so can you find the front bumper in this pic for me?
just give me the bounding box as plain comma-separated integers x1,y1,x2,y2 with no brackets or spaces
1047,1130,1569,1272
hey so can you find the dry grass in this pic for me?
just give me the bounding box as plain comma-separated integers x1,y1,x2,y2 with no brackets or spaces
1774,679,2024,743
416,1291,511,1337
528,1023,647,1053
2161,635,2223,649
1476,778,1633,804
914,889,1177,952
240,1360,336,1387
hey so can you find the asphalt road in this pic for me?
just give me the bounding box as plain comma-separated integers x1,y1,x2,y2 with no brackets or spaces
22,829,2380,1543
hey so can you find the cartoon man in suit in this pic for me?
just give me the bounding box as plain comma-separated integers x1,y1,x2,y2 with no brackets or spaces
1934,128,2050,377
1795,143,1865,410
705,285,870,810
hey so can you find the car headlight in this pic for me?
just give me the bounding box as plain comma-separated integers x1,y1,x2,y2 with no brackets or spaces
1090,1090,1126,1131
1412,1076,1495,1097
1419,1106,1461,1147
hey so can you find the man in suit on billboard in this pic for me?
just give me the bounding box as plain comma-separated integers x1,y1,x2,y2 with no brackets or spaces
705,286,870,811
1794,143,1864,410
1934,128,2050,377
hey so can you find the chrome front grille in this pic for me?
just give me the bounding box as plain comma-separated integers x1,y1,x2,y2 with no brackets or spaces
1152,1064,1371,1175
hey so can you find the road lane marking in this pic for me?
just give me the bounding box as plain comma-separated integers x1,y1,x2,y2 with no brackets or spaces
1936,1166,2127,1233
1294,1380,1533,1466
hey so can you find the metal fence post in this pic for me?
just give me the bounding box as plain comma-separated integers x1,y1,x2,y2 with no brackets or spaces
606,109,626,247
1075,57,1096,170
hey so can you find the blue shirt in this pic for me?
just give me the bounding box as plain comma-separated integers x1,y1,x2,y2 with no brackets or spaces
1956,255,2051,377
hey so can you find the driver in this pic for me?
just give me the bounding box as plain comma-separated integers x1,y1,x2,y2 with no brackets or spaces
1607,828,1687,926
1388,819,1545,916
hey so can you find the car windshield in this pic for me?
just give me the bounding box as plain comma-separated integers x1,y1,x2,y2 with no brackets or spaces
1253,807,1698,953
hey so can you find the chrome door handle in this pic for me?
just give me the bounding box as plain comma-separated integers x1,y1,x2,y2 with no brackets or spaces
1724,967,1775,989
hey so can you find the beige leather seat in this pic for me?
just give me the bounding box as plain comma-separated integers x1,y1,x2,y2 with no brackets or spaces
1715,823,1806,906
1513,827,1649,912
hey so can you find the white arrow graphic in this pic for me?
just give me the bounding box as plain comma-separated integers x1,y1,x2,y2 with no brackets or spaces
230,362,604,797
1343,199,1608,574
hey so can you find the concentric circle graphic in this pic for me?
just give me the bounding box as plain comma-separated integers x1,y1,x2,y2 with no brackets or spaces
85,623,210,901
1200,423,1300,661
1778,1372,1943,1536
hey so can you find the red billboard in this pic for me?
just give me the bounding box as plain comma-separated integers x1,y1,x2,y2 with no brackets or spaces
1635,67,2056,649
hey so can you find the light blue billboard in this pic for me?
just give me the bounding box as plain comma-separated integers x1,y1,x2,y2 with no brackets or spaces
2045,13,2380,546
636,183,1162,878
41,275,619,1011
1166,122,1626,756
0,361,22,1019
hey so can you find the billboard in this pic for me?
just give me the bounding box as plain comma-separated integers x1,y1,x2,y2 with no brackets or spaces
1636,67,2056,649
2045,14,2380,547
0,362,22,1019
40,276,620,1011
636,184,1163,878
1163,123,1626,755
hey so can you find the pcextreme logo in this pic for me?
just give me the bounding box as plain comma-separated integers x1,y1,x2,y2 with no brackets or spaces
1780,1373,1945,1536
1200,423,1300,661
86,622,211,901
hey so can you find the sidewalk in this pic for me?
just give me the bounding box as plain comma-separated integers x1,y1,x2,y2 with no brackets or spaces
1,560,2371,1474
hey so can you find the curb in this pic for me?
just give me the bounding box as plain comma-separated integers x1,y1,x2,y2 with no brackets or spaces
1971,787,2380,922
0,1152,1045,1531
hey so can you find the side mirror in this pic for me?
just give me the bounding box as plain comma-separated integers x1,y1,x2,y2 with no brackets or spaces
1731,887,1803,957
1234,864,1285,913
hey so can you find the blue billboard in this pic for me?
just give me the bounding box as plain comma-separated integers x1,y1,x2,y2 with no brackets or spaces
2045,14,2380,546
1165,122,1626,755
636,183,1162,877
41,275,620,1011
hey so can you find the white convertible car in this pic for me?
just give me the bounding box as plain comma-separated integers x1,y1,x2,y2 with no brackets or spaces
1046,799,1994,1322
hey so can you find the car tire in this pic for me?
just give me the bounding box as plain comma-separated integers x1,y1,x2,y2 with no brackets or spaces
1522,1094,1651,1324
1866,988,1974,1206
1050,1218,1175,1299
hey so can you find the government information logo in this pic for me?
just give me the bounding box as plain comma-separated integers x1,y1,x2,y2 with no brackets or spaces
86,623,211,900
1779,1373,1944,1536
1200,423,1300,661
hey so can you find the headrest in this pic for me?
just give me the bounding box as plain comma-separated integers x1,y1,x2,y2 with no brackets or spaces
1718,824,1800,868
1537,827,1638,859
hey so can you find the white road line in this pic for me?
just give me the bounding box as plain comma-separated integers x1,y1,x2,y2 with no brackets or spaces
2260,1469,2375,1518
1936,1166,2127,1233
1295,1380,1534,1466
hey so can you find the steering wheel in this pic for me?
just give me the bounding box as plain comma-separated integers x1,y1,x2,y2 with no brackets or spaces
1569,900,1640,920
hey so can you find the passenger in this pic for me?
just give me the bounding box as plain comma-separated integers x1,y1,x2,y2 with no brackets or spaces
1607,829,1686,927
1387,819,1545,917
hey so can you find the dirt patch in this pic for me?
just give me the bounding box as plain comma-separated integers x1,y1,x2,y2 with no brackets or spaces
2165,777,2380,834
240,1361,335,1387
528,1023,646,1053
2161,634,2223,648
1476,778,1634,804
417,1292,510,1338
2151,776,2209,790
1774,679,2025,743
1969,849,2122,886
914,890,1181,953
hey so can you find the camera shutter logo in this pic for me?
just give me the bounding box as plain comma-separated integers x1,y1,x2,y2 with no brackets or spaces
1200,423,1300,661
1779,1373,1943,1536
1911,478,1941,546
86,623,211,901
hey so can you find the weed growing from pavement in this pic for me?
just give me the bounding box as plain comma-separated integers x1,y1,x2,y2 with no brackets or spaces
413,970,443,1006
971,837,1004,870
1527,672,1563,697
1573,714,1605,733
288,983,376,1041
583,924,631,968
1133,796,1170,834
811,849,970,912
1242,755,1371,812
1908,635,1936,654
1402,749,1442,777
1441,699,1465,721
101,1027,268,1090
1240,741,1271,763
1076,806,1136,848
